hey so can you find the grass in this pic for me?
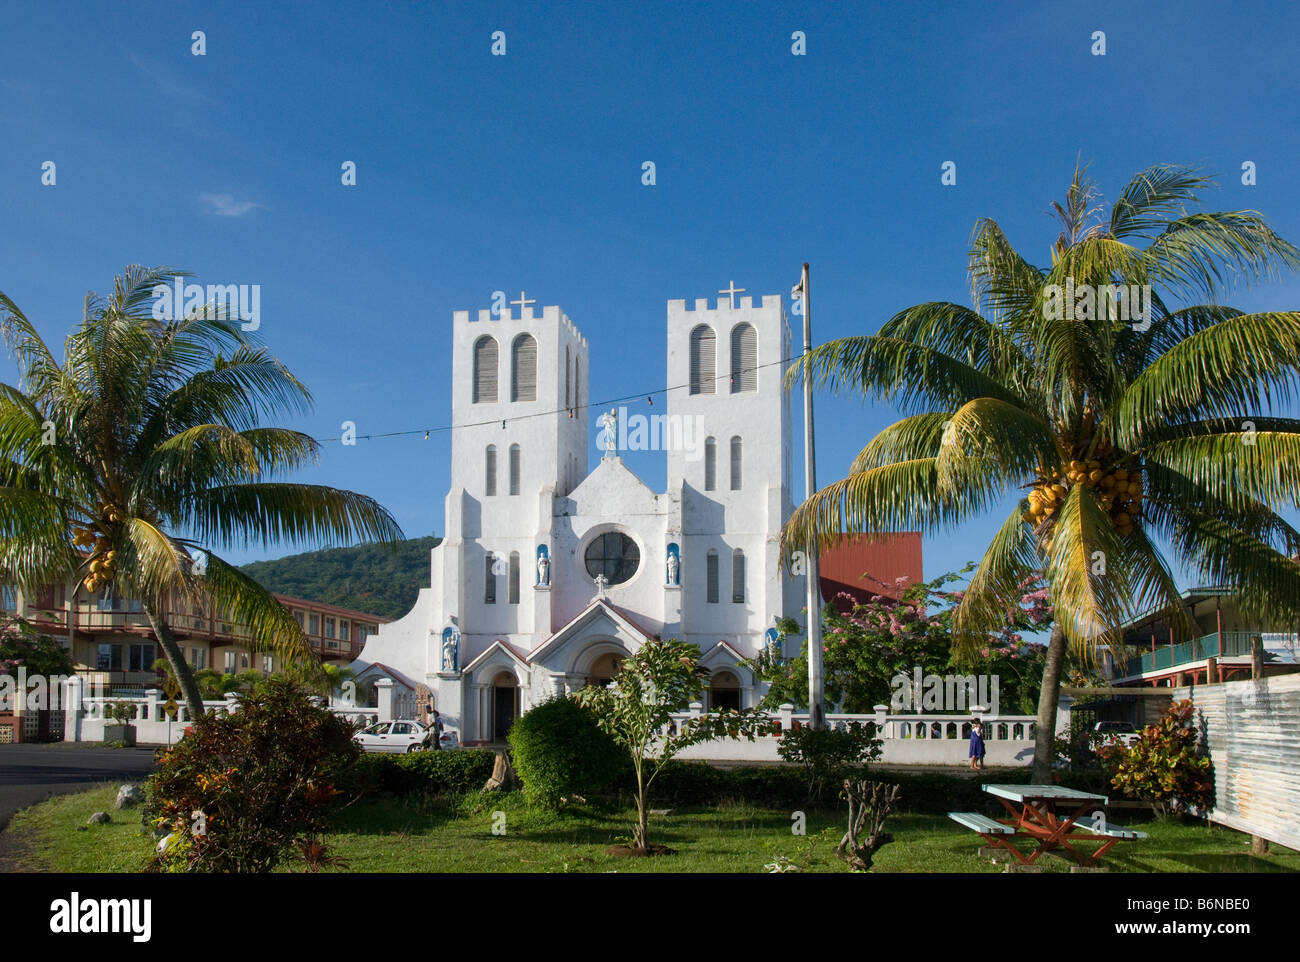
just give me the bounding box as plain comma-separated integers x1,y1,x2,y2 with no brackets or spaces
8,785,1300,873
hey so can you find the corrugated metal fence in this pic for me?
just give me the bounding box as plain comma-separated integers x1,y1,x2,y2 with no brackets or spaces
1176,674,1300,851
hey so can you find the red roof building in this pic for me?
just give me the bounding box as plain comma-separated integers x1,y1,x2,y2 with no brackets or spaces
818,533,924,611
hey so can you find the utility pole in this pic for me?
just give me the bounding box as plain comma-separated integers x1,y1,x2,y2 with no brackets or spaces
794,263,826,729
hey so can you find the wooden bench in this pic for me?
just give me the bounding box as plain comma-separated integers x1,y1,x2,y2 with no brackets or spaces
948,812,1016,835
1071,815,1148,840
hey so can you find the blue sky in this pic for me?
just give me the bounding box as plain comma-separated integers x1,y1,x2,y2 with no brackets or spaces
3,0,1299,583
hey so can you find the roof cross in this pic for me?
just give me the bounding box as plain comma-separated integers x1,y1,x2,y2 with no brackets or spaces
510,291,536,318
718,280,746,309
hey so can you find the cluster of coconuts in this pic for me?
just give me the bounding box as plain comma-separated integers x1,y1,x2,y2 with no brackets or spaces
73,502,125,593
1023,457,1143,535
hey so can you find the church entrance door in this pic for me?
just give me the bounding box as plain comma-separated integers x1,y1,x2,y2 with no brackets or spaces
492,672,518,740
586,652,624,689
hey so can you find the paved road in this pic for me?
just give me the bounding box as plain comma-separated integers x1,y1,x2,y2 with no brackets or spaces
0,744,158,833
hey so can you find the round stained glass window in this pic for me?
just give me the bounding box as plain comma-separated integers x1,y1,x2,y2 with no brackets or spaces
584,532,640,585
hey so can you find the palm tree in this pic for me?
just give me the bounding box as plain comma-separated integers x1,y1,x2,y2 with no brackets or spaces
0,266,404,720
782,164,1300,782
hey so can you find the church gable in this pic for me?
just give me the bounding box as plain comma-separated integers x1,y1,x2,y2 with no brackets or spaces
565,456,659,512
462,640,531,688
528,598,653,674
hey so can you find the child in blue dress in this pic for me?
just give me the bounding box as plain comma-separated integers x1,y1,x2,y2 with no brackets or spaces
969,719,986,770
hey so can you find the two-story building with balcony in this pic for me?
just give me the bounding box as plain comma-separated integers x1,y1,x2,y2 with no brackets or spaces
1109,587,1299,695
1,579,387,693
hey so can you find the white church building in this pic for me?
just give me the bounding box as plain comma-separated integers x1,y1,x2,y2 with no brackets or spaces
353,286,807,744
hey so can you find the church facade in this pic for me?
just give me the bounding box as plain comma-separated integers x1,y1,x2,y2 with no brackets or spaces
353,288,806,743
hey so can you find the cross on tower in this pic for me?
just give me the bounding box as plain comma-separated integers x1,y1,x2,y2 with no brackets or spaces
718,280,746,310
510,290,536,318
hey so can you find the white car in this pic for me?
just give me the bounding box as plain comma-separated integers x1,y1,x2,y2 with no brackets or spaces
1094,721,1142,748
354,720,433,753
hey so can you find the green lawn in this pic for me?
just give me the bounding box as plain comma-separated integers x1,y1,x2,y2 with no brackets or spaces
8,785,1299,873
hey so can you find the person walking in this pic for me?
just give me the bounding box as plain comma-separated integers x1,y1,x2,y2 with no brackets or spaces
429,708,444,751
969,719,986,770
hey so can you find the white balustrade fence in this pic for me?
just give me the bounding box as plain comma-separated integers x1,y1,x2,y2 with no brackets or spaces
60,678,383,746
663,703,1043,765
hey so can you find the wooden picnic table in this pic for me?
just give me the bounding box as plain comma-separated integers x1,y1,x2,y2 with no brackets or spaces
956,784,1144,867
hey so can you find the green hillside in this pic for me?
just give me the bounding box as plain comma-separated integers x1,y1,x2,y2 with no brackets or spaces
239,537,441,621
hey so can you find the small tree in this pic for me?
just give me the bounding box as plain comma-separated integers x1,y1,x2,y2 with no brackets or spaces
0,617,75,677
1098,699,1213,818
777,722,882,802
576,639,769,852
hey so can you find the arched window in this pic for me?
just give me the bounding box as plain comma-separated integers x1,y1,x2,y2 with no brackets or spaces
508,552,520,605
730,436,742,490
706,549,719,604
485,445,497,496
484,554,497,604
732,549,745,603
565,345,571,408
473,336,498,403
689,325,716,395
704,437,717,491
509,444,521,495
575,356,581,408
730,322,757,392
511,334,537,402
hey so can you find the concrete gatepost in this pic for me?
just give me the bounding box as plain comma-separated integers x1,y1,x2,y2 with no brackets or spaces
223,691,240,719
778,702,794,731
63,676,84,742
144,689,162,723
1056,692,1074,736
375,677,395,722
873,703,889,738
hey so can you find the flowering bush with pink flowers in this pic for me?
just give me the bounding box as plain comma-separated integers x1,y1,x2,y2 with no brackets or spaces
757,568,1058,714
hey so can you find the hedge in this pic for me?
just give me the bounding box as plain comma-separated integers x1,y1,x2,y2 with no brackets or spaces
342,748,497,797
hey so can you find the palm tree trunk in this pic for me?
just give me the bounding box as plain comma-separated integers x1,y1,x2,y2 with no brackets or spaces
1031,622,1067,784
143,602,207,722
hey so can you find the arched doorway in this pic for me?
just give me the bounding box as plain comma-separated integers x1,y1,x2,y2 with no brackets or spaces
710,670,741,711
492,671,519,740
587,652,624,689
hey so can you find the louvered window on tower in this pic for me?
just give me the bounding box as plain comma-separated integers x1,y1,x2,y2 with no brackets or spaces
509,444,521,495
565,345,571,408
512,334,537,402
508,552,520,604
485,445,497,496
732,549,745,603
484,554,497,604
704,437,717,491
730,436,742,490
730,323,757,392
473,336,498,403
689,325,716,395
706,549,719,603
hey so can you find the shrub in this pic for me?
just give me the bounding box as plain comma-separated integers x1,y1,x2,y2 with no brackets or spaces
509,695,626,810
143,679,360,872
396,748,498,794
338,748,498,798
777,722,882,801
1099,699,1213,818
107,701,139,725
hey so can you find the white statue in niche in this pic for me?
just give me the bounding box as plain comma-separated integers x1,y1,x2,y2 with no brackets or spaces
765,626,782,663
666,551,679,586
442,628,460,672
537,551,550,587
